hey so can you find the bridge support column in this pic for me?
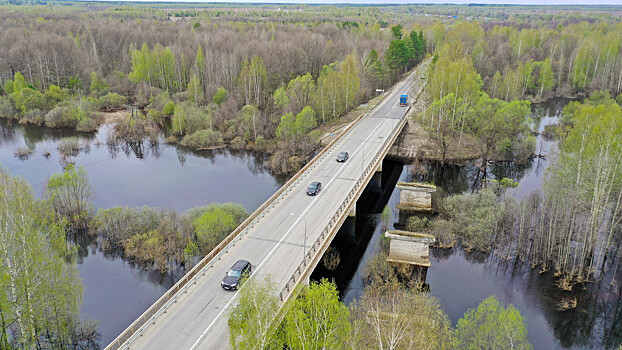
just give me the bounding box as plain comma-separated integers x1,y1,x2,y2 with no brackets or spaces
385,230,435,285
396,182,436,212
385,230,435,267
375,162,382,173
348,203,356,217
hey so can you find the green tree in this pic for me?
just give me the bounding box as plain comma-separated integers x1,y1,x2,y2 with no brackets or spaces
363,49,385,91
239,55,267,106
46,164,94,233
194,45,206,92
172,103,187,135
454,296,532,350
276,112,296,141
229,276,281,350
191,203,247,254
286,73,316,114
212,87,228,106
273,87,289,109
0,168,87,348
187,74,204,106
391,24,403,40
339,54,360,114
467,93,532,167
351,282,452,350
240,104,260,140
295,106,317,136
537,58,555,96
385,39,414,77
283,280,350,350
89,71,109,97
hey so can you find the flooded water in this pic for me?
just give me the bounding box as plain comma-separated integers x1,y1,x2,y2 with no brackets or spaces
2,98,619,348
0,119,284,345
341,99,622,349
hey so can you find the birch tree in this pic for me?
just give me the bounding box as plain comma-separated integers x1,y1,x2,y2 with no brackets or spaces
283,280,350,350
0,168,86,348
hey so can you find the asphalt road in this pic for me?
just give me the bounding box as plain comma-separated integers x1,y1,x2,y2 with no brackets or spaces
122,67,424,350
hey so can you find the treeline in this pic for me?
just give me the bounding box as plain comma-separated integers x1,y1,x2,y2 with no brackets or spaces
229,256,532,350
421,36,534,166
427,20,622,101
0,168,99,348
0,7,428,173
421,91,622,291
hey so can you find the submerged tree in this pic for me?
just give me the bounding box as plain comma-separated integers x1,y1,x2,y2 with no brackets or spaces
0,168,95,348
45,164,94,234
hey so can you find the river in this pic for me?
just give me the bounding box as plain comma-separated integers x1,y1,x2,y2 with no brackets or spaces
0,119,284,345
0,99,619,348
341,99,621,349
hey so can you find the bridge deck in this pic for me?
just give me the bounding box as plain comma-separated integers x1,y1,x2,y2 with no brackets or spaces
113,65,426,350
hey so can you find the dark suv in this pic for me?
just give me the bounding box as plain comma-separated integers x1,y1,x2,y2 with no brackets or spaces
336,152,349,162
221,260,251,290
306,182,322,196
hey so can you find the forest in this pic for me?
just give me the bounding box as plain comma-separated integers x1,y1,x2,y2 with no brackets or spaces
1,2,622,349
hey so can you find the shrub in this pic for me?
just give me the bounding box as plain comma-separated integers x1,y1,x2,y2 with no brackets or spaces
45,99,94,128
188,203,248,255
406,216,429,232
438,188,514,251
181,103,211,134
230,136,246,150
76,118,99,132
163,101,175,115
91,206,194,272
57,137,84,157
23,109,45,125
98,92,127,112
0,96,15,118
212,87,227,105
13,146,33,159
46,164,94,232
181,129,223,149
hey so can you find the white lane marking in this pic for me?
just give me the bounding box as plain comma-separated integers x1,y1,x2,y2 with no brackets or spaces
188,108,396,350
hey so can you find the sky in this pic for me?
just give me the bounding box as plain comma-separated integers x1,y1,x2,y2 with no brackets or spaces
94,0,622,4
118,0,622,4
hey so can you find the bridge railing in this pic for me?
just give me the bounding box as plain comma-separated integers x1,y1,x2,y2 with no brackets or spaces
105,85,401,350
277,106,411,305
106,62,422,350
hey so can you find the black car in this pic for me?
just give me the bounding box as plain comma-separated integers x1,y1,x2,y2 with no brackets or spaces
221,260,251,290
336,152,349,162
306,182,322,196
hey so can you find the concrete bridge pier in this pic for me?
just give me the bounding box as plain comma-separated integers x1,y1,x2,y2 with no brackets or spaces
335,216,356,243
395,182,436,226
385,230,435,285
367,172,382,191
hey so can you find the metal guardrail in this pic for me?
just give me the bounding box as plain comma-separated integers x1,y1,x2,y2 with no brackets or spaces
276,106,411,306
106,113,367,350
105,71,416,350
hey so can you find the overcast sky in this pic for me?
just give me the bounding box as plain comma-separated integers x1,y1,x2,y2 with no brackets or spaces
120,0,622,5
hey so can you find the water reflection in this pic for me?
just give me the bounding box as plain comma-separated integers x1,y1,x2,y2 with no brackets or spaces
0,119,285,212
343,99,622,349
0,119,286,346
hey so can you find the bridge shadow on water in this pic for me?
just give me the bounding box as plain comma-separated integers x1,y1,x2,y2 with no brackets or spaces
310,159,404,296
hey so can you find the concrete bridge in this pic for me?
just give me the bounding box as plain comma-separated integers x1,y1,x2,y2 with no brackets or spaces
107,62,429,350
